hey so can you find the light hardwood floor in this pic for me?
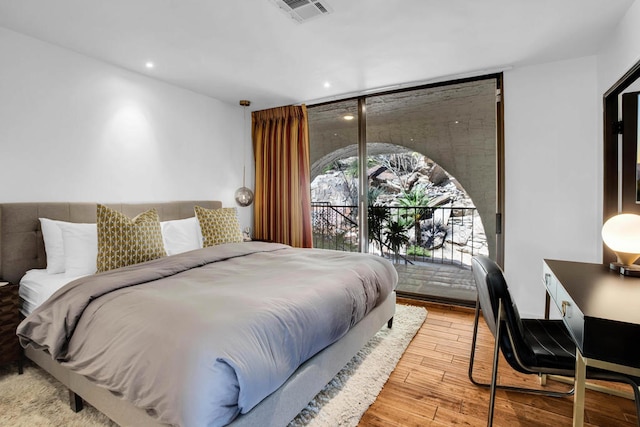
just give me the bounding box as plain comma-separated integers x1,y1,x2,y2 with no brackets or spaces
360,299,638,427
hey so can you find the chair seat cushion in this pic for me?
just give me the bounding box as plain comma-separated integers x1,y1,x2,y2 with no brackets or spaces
519,319,577,373
519,319,640,384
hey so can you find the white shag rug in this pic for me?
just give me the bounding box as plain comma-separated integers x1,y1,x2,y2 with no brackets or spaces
0,304,426,427
287,303,426,426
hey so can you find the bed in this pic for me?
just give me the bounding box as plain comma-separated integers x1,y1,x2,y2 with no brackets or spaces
0,201,397,427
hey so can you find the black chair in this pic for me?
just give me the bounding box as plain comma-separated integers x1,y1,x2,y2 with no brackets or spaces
468,255,640,426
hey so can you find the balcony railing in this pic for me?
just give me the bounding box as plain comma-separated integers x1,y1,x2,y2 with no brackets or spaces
311,202,483,267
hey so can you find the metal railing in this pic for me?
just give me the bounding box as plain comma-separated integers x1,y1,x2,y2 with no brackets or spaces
311,203,482,267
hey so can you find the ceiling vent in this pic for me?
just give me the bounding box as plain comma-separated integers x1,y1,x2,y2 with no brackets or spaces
270,0,333,23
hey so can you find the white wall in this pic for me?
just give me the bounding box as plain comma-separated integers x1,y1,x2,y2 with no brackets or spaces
597,0,640,96
503,0,640,318
503,56,601,317
0,27,255,228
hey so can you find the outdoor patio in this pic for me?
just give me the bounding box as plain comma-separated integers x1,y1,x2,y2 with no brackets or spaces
310,203,484,305
394,262,476,305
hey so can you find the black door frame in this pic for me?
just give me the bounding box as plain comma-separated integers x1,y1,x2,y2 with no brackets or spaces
603,60,640,264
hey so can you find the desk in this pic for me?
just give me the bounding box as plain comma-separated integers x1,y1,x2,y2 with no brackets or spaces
543,259,640,426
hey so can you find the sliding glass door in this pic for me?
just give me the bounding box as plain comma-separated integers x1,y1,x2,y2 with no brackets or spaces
308,99,360,251
307,75,503,304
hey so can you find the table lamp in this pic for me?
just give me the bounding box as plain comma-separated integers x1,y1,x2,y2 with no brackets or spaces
601,213,640,276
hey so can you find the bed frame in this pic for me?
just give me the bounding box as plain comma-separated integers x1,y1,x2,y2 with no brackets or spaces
0,201,396,427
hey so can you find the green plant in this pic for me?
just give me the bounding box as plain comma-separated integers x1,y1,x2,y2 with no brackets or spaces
322,162,336,174
367,187,389,254
384,220,410,261
397,184,430,245
422,220,448,250
407,245,431,257
345,158,359,177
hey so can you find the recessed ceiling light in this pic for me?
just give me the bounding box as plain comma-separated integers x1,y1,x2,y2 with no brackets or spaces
145,62,155,69
343,114,355,121
323,82,331,89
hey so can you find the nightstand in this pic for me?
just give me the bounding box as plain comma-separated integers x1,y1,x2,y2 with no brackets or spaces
0,282,22,374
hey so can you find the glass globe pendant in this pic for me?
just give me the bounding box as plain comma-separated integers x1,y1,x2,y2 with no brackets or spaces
235,184,254,207
235,100,254,207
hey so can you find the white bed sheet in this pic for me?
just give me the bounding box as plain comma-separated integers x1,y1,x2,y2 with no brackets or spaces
19,269,84,316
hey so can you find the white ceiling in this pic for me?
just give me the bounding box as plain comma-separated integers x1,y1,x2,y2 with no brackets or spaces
0,0,634,110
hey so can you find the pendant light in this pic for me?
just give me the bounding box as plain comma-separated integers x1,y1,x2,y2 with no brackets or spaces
235,100,254,207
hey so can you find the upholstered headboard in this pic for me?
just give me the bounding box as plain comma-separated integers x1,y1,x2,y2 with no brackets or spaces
0,201,222,284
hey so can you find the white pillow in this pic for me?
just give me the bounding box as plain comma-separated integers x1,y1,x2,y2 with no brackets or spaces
161,217,203,256
39,218,66,274
58,222,98,277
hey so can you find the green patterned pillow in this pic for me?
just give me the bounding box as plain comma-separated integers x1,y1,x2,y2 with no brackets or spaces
194,206,243,247
96,204,167,272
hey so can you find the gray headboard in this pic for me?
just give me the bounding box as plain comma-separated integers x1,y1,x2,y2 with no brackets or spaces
0,201,222,284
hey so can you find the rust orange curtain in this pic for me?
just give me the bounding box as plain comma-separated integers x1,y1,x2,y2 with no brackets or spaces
252,105,312,248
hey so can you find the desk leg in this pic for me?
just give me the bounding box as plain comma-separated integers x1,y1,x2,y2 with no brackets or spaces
540,293,551,387
544,293,550,320
573,350,586,427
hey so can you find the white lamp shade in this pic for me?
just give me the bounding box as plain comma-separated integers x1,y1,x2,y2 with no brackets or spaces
602,214,640,259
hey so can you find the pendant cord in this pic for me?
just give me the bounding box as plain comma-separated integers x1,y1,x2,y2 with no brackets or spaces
242,105,247,187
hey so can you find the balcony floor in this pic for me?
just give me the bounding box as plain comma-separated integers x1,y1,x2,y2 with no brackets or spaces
394,262,476,304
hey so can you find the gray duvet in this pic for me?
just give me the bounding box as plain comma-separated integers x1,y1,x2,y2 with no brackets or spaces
17,242,397,427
